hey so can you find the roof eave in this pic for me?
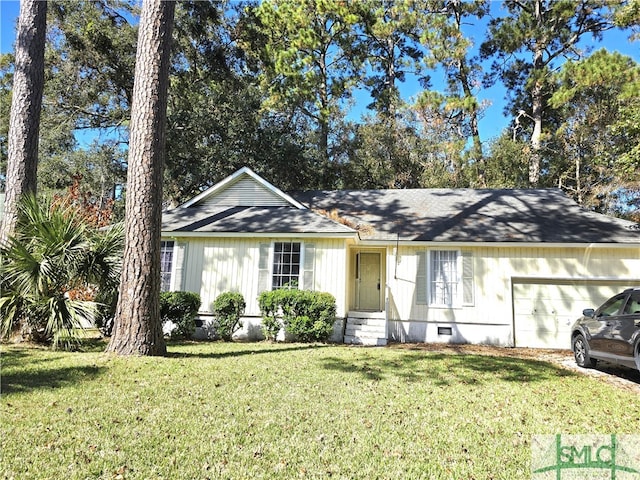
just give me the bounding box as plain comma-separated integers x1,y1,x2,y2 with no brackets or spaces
162,231,358,239
355,239,640,248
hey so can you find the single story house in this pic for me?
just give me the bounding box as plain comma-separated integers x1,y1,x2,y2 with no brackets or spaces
161,167,640,349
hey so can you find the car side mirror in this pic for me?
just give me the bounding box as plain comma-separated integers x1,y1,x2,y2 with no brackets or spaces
582,308,595,318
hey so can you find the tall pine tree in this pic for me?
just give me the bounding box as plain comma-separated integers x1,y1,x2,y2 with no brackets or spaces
1,0,47,243
107,0,175,356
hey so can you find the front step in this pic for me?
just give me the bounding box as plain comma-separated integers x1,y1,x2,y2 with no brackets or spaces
344,313,387,346
344,335,388,346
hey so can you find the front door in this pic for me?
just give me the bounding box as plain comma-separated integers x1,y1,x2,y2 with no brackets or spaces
357,252,381,311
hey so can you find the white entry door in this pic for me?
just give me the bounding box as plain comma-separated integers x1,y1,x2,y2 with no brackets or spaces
357,253,381,311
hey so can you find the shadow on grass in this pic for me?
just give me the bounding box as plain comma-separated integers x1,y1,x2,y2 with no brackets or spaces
1,349,106,395
0,347,66,369
593,362,640,384
166,342,330,359
321,351,576,385
70,337,109,353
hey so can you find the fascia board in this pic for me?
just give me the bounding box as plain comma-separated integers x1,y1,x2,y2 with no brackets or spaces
511,275,640,283
161,231,358,239
353,240,640,249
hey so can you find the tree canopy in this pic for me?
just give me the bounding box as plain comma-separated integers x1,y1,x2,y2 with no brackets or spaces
0,0,638,219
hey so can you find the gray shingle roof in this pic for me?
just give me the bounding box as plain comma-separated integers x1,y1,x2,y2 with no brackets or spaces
291,188,640,243
162,205,356,235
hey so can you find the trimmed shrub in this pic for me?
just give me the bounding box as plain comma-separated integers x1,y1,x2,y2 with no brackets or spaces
286,291,336,342
295,291,337,341
160,291,201,340
212,292,246,341
258,289,285,341
258,289,337,342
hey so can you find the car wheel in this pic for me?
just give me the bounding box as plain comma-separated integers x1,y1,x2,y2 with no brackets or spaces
572,334,597,368
635,342,640,373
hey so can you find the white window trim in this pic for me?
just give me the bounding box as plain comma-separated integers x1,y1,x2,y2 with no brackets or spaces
259,241,315,291
271,241,303,289
160,240,175,292
428,249,463,307
416,249,474,307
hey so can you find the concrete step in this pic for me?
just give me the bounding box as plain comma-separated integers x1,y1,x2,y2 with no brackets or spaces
345,325,387,337
344,314,387,346
347,317,385,326
344,335,388,346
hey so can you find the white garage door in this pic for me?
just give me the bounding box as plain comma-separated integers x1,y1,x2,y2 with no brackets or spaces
512,280,634,349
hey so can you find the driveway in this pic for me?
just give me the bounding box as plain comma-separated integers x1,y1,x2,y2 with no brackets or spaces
390,343,640,394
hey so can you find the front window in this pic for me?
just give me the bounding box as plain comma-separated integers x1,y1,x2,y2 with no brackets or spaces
160,240,174,292
272,242,301,289
430,250,459,306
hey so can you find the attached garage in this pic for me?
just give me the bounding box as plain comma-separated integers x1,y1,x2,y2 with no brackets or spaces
512,279,637,349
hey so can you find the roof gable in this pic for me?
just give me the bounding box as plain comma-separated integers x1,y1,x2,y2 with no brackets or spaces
180,167,305,209
163,168,356,236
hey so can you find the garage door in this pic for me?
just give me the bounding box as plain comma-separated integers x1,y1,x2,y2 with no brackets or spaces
512,280,634,349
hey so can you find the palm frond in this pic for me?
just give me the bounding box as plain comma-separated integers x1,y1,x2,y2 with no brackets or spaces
46,296,97,349
0,294,23,339
1,194,123,346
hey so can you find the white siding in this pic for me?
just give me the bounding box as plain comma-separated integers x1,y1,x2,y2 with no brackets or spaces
177,237,348,318
200,177,291,207
386,245,640,346
169,236,639,346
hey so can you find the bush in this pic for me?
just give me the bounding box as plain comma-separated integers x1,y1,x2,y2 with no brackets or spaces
212,292,245,341
258,289,285,341
258,289,336,342
160,291,201,340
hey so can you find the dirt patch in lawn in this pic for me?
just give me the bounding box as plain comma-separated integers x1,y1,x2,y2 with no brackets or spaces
389,342,640,395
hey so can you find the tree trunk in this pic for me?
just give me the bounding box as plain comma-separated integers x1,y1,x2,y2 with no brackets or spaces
318,50,333,187
458,58,485,187
0,0,47,243
451,0,485,187
106,0,175,356
529,1,544,187
529,76,544,187
384,34,398,119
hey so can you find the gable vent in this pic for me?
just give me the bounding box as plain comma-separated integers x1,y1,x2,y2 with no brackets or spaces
202,177,291,207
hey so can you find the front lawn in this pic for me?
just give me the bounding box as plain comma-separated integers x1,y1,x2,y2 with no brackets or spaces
2,342,638,479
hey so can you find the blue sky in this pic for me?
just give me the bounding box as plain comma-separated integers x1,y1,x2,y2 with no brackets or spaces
1,0,638,144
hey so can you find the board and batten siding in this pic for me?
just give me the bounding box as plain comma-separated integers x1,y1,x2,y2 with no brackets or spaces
386,244,640,346
199,177,290,207
178,237,348,317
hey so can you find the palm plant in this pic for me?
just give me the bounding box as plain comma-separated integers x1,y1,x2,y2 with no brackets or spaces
0,194,123,348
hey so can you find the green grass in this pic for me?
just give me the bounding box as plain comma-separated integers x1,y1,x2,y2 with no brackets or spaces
2,341,639,479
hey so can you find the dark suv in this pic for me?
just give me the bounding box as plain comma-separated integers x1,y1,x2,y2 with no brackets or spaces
570,288,640,372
